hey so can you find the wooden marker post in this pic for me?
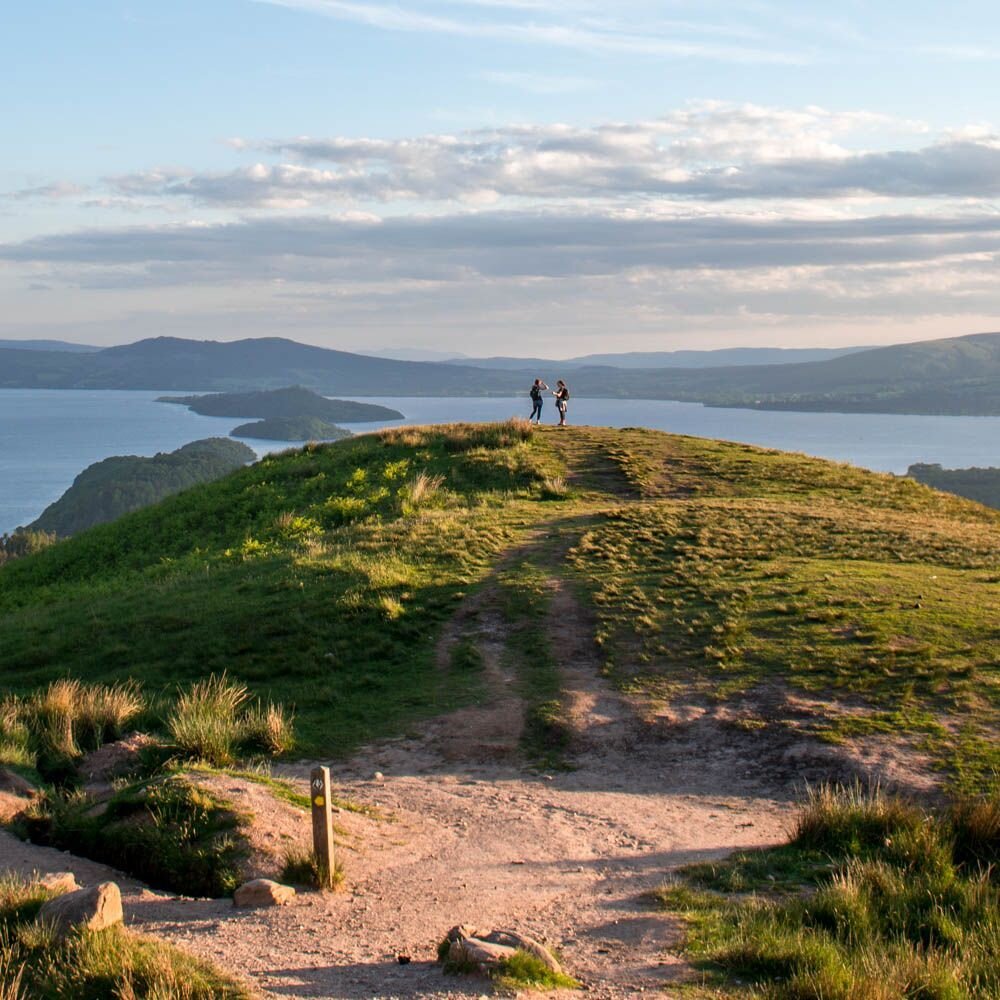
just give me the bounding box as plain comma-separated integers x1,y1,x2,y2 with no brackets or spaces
310,766,336,889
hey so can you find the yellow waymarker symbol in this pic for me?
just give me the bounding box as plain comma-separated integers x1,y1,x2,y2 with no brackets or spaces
314,796,325,807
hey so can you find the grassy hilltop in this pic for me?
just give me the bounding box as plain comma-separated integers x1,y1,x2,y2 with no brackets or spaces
1,422,998,789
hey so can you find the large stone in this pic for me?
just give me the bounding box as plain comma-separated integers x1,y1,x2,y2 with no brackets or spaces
448,936,518,971
37,872,79,895
37,882,123,936
482,929,563,974
233,879,296,908
442,924,561,975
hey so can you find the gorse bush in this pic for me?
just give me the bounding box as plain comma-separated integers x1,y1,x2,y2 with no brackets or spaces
167,673,294,765
660,785,1000,1000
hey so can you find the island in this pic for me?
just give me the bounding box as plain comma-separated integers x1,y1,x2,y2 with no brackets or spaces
157,385,404,422
28,438,255,537
230,416,352,442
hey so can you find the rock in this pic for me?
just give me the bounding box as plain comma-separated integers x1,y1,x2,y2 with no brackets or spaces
37,872,79,895
0,767,37,797
0,791,31,823
482,929,563,973
449,936,518,970
442,924,561,975
233,879,296,908
37,882,123,936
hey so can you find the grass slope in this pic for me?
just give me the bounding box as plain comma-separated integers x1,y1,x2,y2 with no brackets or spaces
0,424,998,788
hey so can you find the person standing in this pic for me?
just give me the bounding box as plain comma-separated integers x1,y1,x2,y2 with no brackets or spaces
553,380,569,426
529,378,549,423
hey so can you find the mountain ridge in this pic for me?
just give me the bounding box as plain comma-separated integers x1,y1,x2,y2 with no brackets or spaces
0,331,998,414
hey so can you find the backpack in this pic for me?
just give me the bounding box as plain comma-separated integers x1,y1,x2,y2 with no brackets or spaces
530,385,541,401
560,387,570,400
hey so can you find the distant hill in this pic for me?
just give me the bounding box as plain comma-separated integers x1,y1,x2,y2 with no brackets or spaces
2,331,1000,414
452,346,866,370
28,438,254,537
0,339,99,353
231,416,352,442
158,386,403,422
0,337,504,395
907,463,1000,510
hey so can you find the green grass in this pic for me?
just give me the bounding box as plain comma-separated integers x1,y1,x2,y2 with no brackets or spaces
1,423,999,790
21,774,248,898
655,785,1000,1000
492,950,580,992
558,428,1000,791
0,873,250,998
279,845,345,891
0,422,557,758
496,560,572,769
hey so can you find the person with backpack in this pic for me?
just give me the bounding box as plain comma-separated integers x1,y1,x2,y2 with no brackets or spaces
529,378,549,424
553,380,569,426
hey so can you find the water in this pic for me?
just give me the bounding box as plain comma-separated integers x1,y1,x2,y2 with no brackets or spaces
1,389,998,534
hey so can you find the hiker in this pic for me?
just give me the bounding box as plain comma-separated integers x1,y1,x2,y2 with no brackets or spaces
553,380,569,426
529,378,549,423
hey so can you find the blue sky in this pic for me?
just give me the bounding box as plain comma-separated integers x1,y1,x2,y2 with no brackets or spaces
2,0,1000,355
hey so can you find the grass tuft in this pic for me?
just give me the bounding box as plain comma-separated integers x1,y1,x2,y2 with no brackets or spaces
167,673,293,766
493,950,580,992
280,845,345,891
0,873,250,998
658,785,1000,1000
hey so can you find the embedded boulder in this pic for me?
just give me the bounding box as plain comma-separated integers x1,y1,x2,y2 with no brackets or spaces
37,881,123,936
233,878,296,908
441,924,562,975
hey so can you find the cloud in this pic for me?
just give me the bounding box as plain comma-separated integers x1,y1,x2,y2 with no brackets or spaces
251,0,809,63
5,209,1000,286
110,103,947,208
5,181,89,201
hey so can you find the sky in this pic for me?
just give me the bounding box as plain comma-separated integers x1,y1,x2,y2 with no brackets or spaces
2,1,1000,357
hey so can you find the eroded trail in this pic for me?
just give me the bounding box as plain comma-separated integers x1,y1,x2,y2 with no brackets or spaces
0,556,796,1000
0,438,814,998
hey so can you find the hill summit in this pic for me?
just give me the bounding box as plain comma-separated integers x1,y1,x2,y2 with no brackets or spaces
1,422,996,788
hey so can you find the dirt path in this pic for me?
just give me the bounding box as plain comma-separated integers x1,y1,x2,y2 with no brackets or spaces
0,532,807,998
0,630,798,1000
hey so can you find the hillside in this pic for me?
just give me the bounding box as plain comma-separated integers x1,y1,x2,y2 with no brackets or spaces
158,385,402,421
1,422,997,788
0,337,512,395
453,346,866,370
592,330,1000,413
1,331,1000,413
28,438,254,537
